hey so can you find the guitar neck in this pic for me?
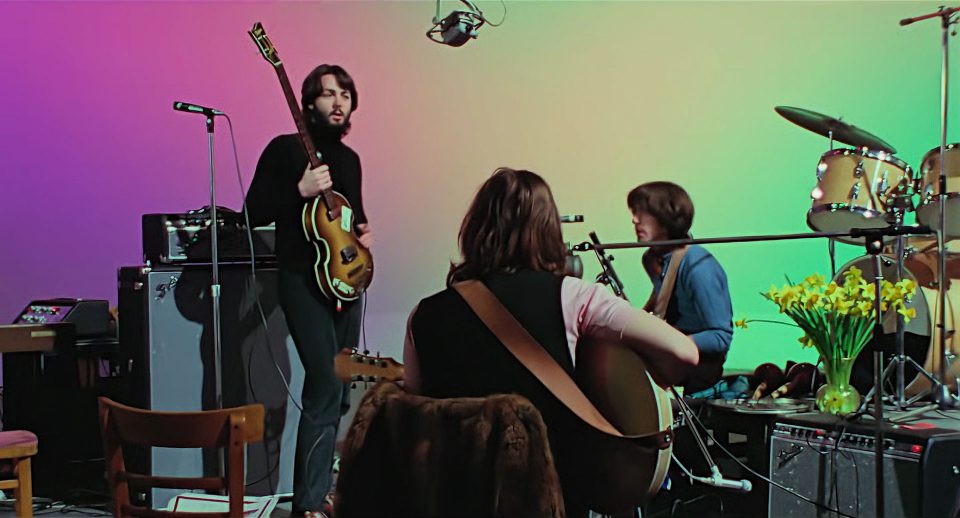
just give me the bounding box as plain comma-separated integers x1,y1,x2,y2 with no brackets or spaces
272,62,335,208
273,63,321,167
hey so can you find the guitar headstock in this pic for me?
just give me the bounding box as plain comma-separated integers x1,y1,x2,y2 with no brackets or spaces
249,22,282,67
334,349,404,383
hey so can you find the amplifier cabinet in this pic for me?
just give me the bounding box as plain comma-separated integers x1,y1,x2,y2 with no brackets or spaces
142,213,276,265
769,413,960,518
118,264,302,507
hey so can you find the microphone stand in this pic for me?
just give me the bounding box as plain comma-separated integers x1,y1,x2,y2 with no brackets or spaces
175,105,226,482
204,113,224,412
851,229,889,518
588,231,626,299
572,228,930,253
901,6,960,411
175,105,225,411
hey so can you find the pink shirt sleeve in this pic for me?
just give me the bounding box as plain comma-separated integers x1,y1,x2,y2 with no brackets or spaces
561,276,639,365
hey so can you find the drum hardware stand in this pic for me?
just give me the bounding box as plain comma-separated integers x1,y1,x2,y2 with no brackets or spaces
856,218,940,412
847,225,940,518
901,5,960,410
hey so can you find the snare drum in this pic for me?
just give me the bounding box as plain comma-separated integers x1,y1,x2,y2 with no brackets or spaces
808,148,912,244
916,144,960,238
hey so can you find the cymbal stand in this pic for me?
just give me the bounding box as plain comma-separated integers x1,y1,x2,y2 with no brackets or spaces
900,5,960,410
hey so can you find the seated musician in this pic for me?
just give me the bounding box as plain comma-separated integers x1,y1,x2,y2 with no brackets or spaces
402,167,699,517
628,181,735,398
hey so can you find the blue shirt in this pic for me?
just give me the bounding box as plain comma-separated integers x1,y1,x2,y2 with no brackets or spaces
647,245,733,356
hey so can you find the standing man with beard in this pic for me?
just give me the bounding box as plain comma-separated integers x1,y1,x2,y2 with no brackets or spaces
246,64,372,518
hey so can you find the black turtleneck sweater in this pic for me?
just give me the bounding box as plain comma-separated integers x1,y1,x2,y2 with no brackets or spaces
245,134,367,273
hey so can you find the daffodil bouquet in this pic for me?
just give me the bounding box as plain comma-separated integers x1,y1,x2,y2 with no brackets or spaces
765,268,917,362
758,267,917,414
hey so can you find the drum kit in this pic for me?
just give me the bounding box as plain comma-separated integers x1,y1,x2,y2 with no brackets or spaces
776,103,960,409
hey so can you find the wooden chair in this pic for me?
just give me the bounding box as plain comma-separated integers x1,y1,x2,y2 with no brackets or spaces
97,397,264,518
0,430,38,517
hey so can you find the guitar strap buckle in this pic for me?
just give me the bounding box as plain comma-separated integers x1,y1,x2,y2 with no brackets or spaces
633,428,673,451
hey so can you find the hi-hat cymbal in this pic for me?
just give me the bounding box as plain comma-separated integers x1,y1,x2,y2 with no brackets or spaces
775,106,897,154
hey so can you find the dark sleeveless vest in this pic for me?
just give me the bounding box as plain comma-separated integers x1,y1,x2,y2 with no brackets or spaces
412,270,570,397
411,270,589,512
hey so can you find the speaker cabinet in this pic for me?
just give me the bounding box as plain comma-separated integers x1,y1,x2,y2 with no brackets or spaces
769,413,960,518
118,264,303,506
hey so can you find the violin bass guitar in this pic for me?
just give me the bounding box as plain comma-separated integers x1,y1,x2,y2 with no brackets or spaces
249,22,373,302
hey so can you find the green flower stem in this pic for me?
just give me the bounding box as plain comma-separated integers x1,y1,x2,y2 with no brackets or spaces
740,319,799,328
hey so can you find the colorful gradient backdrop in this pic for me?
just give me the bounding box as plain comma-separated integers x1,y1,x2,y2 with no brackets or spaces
0,1,952,370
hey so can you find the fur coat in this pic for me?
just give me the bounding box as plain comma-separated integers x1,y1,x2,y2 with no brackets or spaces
335,381,565,518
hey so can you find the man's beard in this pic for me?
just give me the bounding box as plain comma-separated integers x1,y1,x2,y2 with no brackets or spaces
307,111,351,143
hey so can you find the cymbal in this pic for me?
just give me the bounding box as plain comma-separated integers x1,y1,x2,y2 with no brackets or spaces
775,106,897,154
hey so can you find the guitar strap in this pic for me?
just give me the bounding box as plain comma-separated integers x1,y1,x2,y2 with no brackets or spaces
453,280,671,449
643,247,689,320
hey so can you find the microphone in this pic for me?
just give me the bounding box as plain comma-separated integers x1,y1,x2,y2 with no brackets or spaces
589,231,627,300
560,214,584,223
173,101,224,116
436,10,479,46
687,467,753,493
427,0,497,47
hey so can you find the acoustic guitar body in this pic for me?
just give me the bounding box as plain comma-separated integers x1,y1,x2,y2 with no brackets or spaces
572,337,673,513
302,192,374,302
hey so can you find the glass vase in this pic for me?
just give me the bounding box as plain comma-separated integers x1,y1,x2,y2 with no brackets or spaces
815,356,861,415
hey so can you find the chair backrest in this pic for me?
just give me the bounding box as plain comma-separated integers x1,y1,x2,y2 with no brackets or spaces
98,397,264,518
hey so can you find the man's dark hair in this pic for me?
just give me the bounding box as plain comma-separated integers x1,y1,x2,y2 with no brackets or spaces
626,181,695,239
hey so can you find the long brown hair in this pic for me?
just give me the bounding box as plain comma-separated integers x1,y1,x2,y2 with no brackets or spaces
447,168,568,286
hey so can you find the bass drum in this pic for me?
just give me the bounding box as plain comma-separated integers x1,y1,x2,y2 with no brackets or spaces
835,254,960,397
